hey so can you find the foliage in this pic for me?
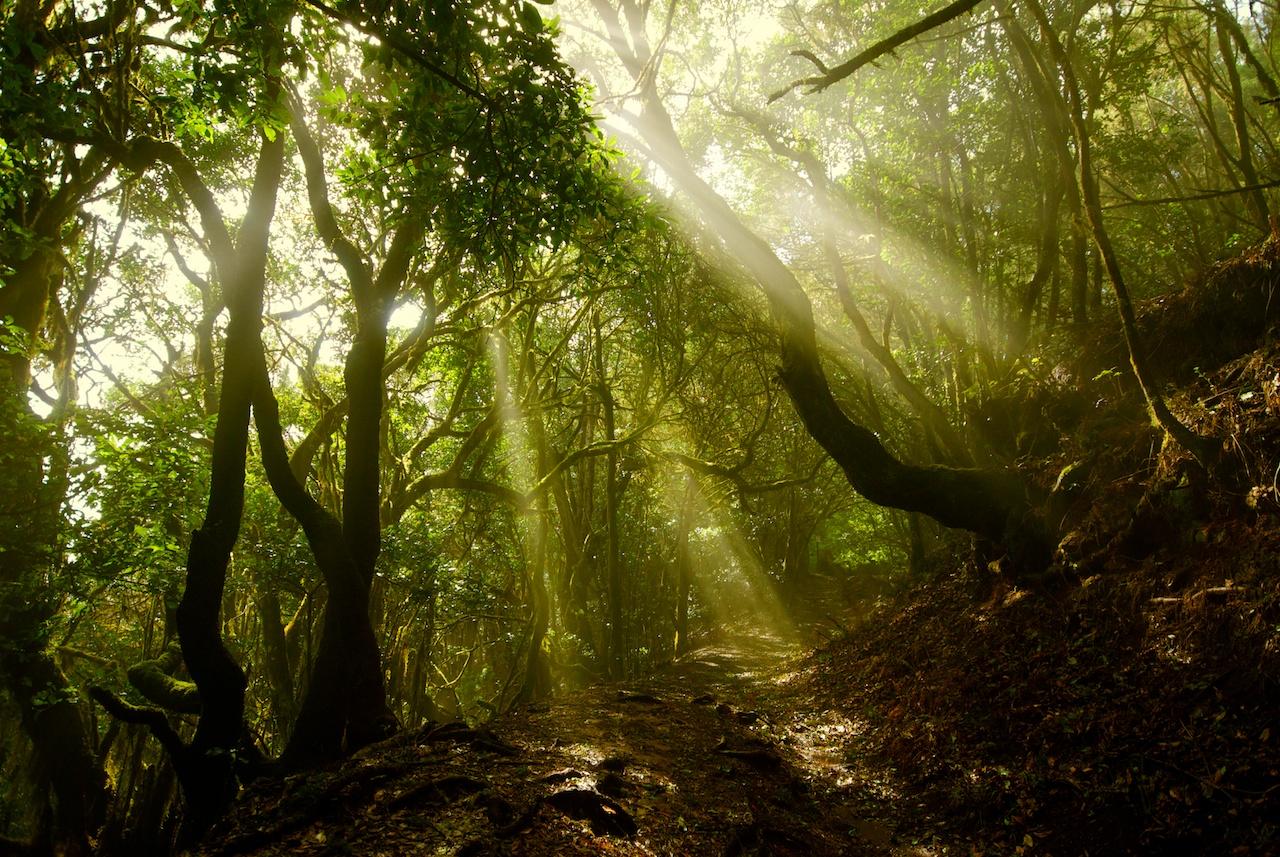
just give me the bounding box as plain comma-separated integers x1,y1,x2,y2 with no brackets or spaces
2,0,1279,849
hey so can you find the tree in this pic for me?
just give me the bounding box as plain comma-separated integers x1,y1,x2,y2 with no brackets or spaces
0,1,148,848
575,0,1049,568
78,0,621,833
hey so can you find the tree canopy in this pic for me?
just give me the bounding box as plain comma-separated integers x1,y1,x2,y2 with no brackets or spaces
2,0,1278,851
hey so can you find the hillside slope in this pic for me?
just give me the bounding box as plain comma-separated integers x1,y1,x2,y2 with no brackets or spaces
797,237,1280,855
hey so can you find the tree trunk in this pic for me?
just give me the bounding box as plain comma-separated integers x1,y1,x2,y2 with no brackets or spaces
86,125,287,842
252,370,393,768
549,457,598,667
594,313,626,679
255,587,296,740
0,227,108,857
174,129,285,838
1215,17,1270,230
1012,167,1064,352
515,511,552,705
282,109,419,760
631,92,1048,567
673,474,695,656
1024,0,1214,468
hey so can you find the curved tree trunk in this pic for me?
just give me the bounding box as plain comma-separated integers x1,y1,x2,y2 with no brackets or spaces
86,121,288,842
172,127,286,838
251,361,393,769
276,106,425,762
632,90,1049,567
586,0,1049,568
730,104,972,463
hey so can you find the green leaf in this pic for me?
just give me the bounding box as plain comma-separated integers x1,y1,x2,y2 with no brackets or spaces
520,2,543,33
319,85,347,106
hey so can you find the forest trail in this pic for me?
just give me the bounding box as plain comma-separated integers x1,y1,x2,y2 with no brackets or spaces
202,619,931,856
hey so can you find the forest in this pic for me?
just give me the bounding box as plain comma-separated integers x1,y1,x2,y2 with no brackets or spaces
1,0,1278,853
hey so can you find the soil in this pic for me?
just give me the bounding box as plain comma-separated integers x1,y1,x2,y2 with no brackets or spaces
197,626,925,856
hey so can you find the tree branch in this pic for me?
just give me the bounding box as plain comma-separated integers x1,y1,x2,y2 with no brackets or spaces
111,137,236,278
286,92,372,299
126,644,202,715
524,420,657,500
88,686,186,759
1103,175,1280,209
296,0,492,106
769,0,987,102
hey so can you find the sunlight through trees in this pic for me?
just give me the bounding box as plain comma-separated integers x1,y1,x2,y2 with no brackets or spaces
2,0,1278,851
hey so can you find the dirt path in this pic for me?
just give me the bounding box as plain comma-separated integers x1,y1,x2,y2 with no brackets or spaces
203,629,931,856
